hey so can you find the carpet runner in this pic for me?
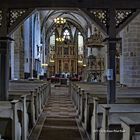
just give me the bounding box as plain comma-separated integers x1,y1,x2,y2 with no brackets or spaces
30,86,87,140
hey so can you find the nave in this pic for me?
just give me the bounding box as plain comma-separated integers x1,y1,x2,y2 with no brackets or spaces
0,1,140,140
29,86,88,140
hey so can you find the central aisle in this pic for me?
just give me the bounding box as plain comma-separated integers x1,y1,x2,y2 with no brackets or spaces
30,86,88,140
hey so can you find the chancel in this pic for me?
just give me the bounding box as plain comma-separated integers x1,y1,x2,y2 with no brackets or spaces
0,1,140,140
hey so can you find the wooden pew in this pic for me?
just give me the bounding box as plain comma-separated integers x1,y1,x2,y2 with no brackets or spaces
120,117,140,140
69,82,140,140
8,80,51,139
8,82,50,134
0,100,22,140
9,81,50,113
8,91,35,130
97,104,140,140
9,80,47,91
89,97,140,140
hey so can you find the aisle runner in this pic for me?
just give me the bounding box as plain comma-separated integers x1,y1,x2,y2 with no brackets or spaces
38,87,83,140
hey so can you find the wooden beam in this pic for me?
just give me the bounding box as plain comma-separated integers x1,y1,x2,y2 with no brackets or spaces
0,9,9,36
8,8,36,35
82,9,107,34
117,9,140,34
0,0,140,9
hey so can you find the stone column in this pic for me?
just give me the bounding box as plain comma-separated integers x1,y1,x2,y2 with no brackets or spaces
24,18,31,79
11,27,24,79
11,39,15,80
0,9,11,100
0,37,13,100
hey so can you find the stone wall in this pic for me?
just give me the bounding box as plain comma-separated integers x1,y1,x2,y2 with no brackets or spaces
120,14,140,87
11,26,24,79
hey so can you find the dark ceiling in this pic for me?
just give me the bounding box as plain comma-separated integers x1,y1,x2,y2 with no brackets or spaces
0,0,140,8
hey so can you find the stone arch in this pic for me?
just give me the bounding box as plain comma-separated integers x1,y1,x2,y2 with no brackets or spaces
0,2,139,102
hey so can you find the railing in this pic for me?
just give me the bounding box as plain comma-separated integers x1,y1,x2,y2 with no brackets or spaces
69,82,90,133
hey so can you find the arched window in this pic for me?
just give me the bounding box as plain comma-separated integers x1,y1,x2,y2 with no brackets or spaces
50,32,55,46
63,29,70,40
78,32,83,55
50,32,55,51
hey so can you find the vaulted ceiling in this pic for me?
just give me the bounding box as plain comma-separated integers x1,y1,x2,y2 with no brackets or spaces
40,9,96,39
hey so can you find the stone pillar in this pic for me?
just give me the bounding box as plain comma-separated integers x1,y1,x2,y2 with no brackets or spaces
0,9,11,100
120,14,140,87
11,27,24,79
11,40,15,80
0,37,12,100
24,18,31,79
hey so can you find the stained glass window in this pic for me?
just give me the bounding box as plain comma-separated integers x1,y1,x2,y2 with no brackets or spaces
50,32,55,46
63,29,70,40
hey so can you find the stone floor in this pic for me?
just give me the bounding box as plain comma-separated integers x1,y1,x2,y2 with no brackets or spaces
29,86,88,140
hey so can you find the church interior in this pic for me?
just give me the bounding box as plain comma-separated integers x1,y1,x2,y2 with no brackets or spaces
0,1,140,140
9,10,119,84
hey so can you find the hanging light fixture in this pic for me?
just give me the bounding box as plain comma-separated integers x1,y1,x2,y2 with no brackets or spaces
54,17,66,24
54,17,66,42
56,37,65,42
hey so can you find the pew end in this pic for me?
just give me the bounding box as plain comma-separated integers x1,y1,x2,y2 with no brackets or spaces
120,117,140,140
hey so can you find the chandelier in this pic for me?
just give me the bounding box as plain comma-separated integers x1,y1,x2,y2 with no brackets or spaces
56,37,65,42
54,17,67,42
54,17,66,24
